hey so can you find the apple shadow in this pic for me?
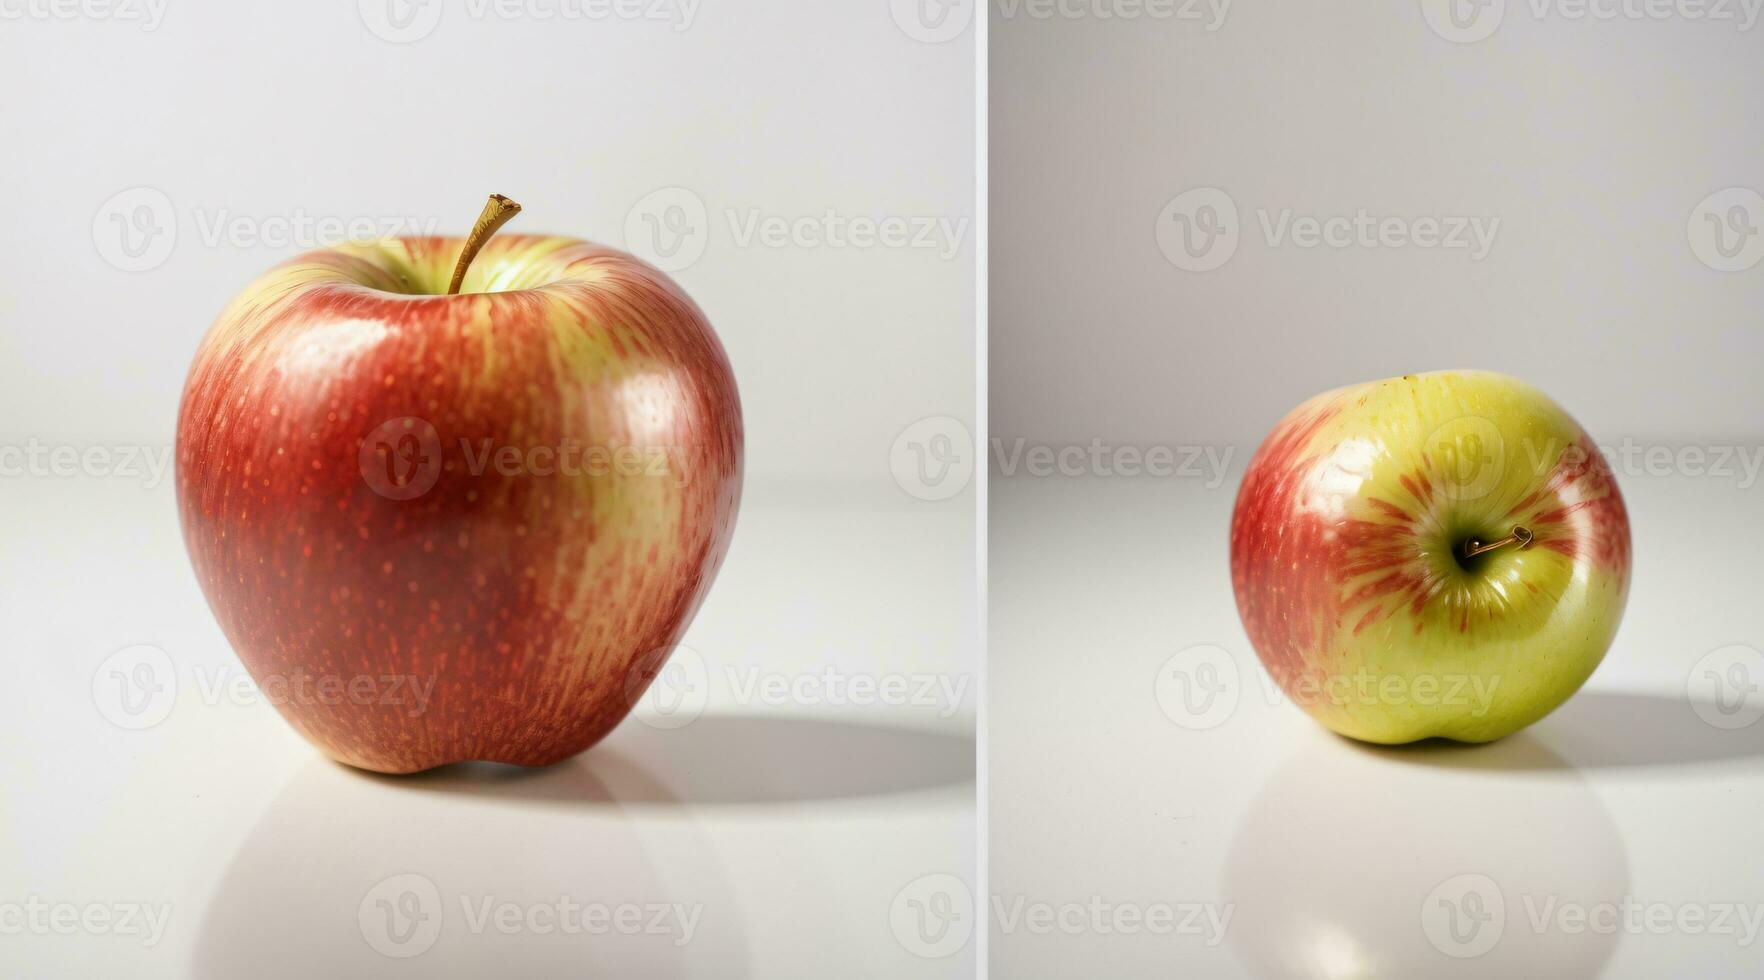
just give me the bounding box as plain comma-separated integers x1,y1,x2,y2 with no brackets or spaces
1338,689,1764,773
347,713,977,807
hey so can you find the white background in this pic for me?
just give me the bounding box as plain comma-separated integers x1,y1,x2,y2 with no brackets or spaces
992,2,1764,452
0,1,979,976
991,4,1764,978
2,0,975,487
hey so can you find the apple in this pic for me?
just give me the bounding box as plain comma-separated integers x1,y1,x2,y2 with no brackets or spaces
1229,370,1630,743
176,196,742,773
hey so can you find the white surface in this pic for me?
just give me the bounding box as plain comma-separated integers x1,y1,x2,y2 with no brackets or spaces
991,471,1764,978
3,477,977,978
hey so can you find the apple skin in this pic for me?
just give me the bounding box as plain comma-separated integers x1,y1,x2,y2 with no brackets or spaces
176,234,741,774
1229,371,1630,743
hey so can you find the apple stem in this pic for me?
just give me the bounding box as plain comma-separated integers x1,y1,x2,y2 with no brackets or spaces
1463,525,1534,559
446,194,523,295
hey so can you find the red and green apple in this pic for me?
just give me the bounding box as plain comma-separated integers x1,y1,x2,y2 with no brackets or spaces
176,196,742,773
1230,370,1630,743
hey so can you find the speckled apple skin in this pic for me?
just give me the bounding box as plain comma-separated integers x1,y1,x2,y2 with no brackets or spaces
176,235,741,773
1230,371,1630,743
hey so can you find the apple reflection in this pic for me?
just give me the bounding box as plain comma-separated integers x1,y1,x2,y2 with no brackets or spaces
193,753,746,978
1222,731,1628,979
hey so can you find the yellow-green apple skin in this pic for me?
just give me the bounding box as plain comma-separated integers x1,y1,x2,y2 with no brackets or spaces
1230,371,1631,743
176,235,741,773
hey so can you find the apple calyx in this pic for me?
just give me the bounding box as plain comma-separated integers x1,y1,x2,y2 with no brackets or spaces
446,193,523,295
1462,524,1534,560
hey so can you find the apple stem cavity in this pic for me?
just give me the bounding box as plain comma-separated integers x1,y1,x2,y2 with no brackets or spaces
446,193,523,295
1463,524,1534,560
